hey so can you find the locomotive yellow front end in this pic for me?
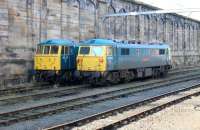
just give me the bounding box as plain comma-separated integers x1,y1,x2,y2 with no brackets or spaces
76,39,116,84
34,44,61,82
77,46,107,72
34,39,79,83
34,45,61,71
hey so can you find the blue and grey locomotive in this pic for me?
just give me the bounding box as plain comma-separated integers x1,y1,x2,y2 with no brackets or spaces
34,39,79,82
77,38,172,84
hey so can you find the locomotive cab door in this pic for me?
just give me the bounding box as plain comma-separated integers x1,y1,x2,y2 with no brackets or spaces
106,46,117,70
166,48,171,65
61,46,70,70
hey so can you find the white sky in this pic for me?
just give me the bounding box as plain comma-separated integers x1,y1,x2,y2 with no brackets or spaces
137,0,200,21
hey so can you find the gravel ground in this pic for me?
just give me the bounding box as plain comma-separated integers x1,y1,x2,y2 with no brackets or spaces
73,86,200,130
119,94,200,130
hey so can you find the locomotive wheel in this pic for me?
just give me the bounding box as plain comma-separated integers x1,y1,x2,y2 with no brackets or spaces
160,70,168,77
153,69,160,78
152,69,156,78
107,72,120,84
130,71,136,81
34,72,42,82
123,72,132,83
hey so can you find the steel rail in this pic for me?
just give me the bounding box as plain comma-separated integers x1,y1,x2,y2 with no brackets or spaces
0,66,199,96
0,84,86,104
0,82,50,95
97,84,200,130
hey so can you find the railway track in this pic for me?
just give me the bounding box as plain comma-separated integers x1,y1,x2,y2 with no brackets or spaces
169,65,200,74
0,84,87,105
1,67,200,105
0,70,200,126
0,82,50,95
44,82,200,130
0,66,199,96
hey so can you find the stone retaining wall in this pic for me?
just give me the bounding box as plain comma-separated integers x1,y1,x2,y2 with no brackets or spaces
0,0,200,86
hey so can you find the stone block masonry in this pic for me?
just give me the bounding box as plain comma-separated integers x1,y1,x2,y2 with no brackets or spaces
0,0,200,87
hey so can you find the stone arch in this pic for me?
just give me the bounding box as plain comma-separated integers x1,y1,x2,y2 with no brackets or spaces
177,22,183,50
148,15,154,42
105,5,116,39
61,0,80,40
119,8,126,13
115,8,127,40
65,0,80,6
165,18,171,44
169,20,174,49
191,25,195,51
162,18,167,42
189,25,192,50
185,24,190,50
39,0,48,41
86,0,96,10
173,22,178,50
79,0,96,40
127,5,137,40
96,0,109,38
194,25,199,51
180,23,185,50
157,17,165,42
26,0,35,48
144,15,150,42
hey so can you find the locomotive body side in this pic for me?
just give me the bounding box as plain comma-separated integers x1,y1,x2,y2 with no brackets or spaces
108,44,171,71
77,38,171,84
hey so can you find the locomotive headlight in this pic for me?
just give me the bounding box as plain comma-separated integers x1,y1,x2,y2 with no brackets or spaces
99,58,103,64
77,58,83,64
56,70,59,74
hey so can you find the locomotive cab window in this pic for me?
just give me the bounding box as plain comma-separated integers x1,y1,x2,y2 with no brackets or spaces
91,46,103,56
121,48,129,55
44,46,50,54
36,45,43,54
106,47,113,56
50,46,59,54
159,49,165,55
166,49,169,55
61,46,69,55
79,46,90,55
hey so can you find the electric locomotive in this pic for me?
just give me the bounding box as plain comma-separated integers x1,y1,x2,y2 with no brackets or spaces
34,39,78,83
77,38,172,84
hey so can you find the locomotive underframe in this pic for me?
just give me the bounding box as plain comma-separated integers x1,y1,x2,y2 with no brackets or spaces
81,65,171,85
34,70,76,83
